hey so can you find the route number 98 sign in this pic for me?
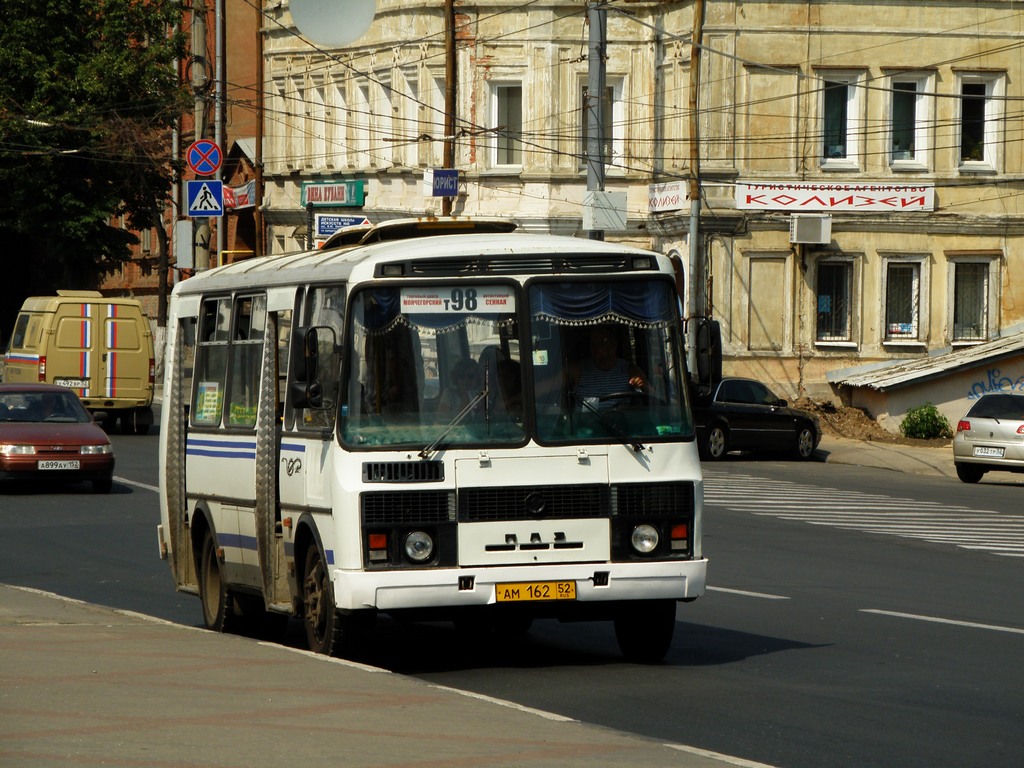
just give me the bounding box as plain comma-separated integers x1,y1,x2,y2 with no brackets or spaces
401,286,515,314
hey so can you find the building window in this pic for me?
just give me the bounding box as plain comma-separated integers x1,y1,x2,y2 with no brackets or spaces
816,261,853,342
889,74,932,166
958,73,1004,169
952,261,989,342
491,83,523,166
883,261,922,341
580,78,622,168
819,74,862,166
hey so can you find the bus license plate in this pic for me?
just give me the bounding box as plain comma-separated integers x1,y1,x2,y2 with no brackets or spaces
495,581,576,603
974,446,1004,458
55,378,89,389
38,460,80,470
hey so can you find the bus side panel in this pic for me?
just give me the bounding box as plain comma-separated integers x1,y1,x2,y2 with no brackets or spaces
184,435,257,584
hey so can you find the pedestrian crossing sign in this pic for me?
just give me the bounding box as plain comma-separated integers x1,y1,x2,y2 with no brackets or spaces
186,180,224,217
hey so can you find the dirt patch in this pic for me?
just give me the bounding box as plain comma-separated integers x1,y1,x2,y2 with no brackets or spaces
793,398,953,449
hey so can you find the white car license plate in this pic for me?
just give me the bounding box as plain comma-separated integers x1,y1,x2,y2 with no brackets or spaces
55,378,89,389
38,460,81,470
973,446,1004,458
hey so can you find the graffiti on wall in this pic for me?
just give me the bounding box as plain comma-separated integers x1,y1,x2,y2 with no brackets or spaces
967,367,1024,399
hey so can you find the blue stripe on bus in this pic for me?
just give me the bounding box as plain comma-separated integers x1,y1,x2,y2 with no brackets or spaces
229,537,332,565
217,533,257,551
186,448,257,459
186,437,257,460
281,442,306,452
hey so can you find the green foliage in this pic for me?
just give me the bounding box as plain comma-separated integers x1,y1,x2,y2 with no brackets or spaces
900,402,953,440
0,0,188,321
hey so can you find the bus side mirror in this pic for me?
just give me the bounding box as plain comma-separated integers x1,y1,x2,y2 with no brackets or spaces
289,327,321,409
694,318,722,397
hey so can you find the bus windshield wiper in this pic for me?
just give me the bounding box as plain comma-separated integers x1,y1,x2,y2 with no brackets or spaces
419,382,490,459
570,390,645,452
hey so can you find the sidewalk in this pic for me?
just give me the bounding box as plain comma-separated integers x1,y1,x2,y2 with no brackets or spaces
816,433,957,479
0,584,758,768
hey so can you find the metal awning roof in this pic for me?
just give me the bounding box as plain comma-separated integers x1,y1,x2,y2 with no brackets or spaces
828,332,1024,391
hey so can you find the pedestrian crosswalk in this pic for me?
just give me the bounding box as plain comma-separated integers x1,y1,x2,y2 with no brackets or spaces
702,469,1024,558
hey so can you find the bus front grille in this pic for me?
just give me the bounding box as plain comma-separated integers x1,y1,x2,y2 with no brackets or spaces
612,482,695,517
362,490,456,525
459,484,610,522
360,482,694,526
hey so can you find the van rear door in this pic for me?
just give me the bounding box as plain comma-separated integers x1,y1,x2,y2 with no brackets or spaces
52,301,98,396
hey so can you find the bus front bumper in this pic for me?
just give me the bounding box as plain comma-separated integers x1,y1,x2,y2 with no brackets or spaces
330,559,708,613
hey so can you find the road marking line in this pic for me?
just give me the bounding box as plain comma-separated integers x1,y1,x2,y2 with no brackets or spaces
114,476,159,493
665,743,780,767
861,609,1024,635
708,586,790,600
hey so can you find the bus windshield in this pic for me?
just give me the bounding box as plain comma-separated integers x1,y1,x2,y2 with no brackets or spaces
529,278,692,444
340,278,692,449
342,284,526,447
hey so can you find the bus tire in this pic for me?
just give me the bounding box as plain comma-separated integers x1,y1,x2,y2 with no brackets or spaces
199,530,234,633
613,599,677,664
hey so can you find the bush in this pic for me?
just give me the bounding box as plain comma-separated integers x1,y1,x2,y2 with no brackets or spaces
900,402,953,440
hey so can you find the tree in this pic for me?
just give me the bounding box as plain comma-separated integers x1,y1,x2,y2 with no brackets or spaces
0,0,188,336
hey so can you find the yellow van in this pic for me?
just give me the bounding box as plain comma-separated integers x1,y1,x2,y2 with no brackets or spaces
3,290,155,434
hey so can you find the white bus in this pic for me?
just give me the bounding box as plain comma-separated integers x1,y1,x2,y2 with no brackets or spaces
158,219,708,662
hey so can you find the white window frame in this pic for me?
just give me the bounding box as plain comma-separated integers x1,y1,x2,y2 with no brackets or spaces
352,83,371,169
814,256,858,346
579,76,624,172
881,254,929,346
887,72,934,169
817,72,864,170
309,78,326,170
957,72,1005,172
428,73,446,167
490,81,523,168
373,76,394,168
401,67,421,168
948,254,1000,344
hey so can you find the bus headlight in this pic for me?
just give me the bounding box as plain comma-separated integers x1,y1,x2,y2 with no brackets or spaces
403,531,434,563
630,524,660,554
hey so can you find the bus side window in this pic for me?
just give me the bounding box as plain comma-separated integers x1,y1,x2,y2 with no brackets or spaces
192,298,230,426
226,295,266,428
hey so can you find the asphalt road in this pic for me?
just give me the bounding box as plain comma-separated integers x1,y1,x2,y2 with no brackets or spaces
1,433,1021,768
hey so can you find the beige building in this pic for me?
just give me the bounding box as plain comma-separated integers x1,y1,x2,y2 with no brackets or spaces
259,1,1024,423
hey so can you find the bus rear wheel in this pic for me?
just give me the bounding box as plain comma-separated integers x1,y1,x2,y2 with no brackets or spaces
199,530,233,633
613,599,677,664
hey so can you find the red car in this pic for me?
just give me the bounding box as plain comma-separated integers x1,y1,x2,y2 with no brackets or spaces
0,383,115,493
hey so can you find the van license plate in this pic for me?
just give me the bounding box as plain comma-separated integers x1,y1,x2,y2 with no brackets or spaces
38,460,80,470
55,378,89,389
974,446,1004,458
495,581,576,603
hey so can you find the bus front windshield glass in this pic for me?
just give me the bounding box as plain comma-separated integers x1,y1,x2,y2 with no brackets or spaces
528,279,692,444
342,285,526,448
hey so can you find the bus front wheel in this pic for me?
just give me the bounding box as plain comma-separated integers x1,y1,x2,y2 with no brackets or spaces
301,542,375,658
613,599,677,664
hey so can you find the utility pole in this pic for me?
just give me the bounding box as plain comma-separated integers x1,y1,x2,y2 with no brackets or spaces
192,0,211,270
687,0,705,369
442,0,456,216
585,1,607,240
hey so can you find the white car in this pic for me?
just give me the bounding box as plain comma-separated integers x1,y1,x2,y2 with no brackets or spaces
952,393,1024,483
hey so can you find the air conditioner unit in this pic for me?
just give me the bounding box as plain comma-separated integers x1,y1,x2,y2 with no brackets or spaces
789,214,832,245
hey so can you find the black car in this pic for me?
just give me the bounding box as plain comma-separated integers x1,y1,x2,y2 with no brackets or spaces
693,377,820,460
